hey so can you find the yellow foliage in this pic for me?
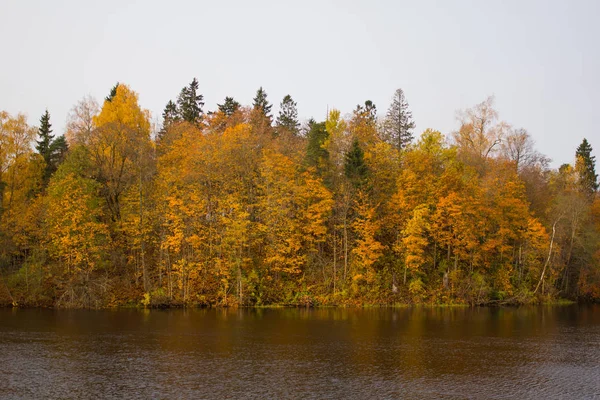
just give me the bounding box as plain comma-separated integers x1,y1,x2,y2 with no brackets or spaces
94,84,150,133
258,149,332,275
401,204,430,273
352,192,384,281
45,172,109,279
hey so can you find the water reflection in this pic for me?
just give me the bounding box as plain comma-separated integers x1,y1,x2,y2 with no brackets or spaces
1,306,599,399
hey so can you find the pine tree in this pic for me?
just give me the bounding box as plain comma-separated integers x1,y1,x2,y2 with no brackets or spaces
364,100,377,122
35,109,54,163
177,78,204,125
253,87,272,119
384,88,415,150
353,101,377,125
575,138,599,196
276,95,300,136
49,135,69,169
218,96,241,117
344,138,369,188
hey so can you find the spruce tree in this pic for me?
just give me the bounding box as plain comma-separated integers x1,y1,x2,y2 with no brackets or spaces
35,110,68,184
252,87,272,119
105,83,119,102
157,101,180,142
163,101,180,127
344,138,369,188
35,109,54,164
218,96,241,117
575,138,599,196
276,95,300,136
177,78,204,125
384,88,415,150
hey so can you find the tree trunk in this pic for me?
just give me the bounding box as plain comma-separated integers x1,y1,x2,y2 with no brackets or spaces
333,232,337,294
139,166,148,292
534,218,559,295
343,215,348,282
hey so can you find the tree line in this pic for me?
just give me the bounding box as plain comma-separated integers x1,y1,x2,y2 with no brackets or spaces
0,80,598,307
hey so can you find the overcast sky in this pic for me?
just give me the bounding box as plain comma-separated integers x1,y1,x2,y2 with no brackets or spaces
2,0,598,167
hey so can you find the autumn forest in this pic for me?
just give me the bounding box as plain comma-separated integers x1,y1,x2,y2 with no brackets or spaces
1,80,599,308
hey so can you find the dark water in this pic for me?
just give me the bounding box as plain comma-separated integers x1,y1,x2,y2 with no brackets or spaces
1,306,599,399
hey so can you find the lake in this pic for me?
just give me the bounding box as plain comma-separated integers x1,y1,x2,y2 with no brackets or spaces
1,306,599,399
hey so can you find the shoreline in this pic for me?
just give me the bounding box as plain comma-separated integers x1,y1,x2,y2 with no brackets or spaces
1,298,583,310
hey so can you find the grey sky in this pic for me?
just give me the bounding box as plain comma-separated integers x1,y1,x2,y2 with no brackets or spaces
2,0,598,167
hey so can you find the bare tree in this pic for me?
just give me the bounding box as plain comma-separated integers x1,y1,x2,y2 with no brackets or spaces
501,127,549,172
65,95,99,146
453,96,508,172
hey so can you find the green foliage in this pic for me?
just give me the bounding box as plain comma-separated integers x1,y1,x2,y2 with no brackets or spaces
356,100,377,123
252,86,272,119
35,109,54,162
177,78,204,125
344,139,369,188
162,99,180,127
276,94,300,136
2,91,600,308
408,277,425,302
576,138,598,196
35,109,66,184
305,119,329,173
49,135,68,164
218,96,241,117
105,82,119,103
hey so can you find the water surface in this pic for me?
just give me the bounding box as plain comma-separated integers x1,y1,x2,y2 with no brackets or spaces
1,306,599,399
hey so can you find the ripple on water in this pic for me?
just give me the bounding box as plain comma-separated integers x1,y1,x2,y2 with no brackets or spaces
1,306,599,399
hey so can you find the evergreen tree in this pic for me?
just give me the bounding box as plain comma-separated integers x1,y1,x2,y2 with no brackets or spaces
253,86,272,120
218,96,241,117
559,163,571,174
35,109,54,164
575,138,599,196
163,100,180,125
276,95,300,136
344,138,369,188
35,110,68,184
158,100,180,141
384,88,415,150
49,135,69,170
177,78,204,125
364,100,377,122
105,83,119,103
354,100,377,125
305,119,329,173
